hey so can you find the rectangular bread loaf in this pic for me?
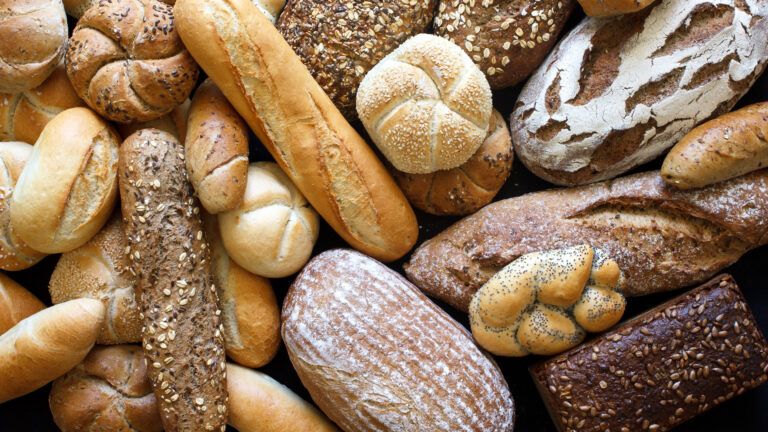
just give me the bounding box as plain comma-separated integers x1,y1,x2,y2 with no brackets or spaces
404,170,768,311
530,274,768,432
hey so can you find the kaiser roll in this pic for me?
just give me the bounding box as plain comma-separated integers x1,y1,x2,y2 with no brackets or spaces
357,34,493,174
62,0,178,18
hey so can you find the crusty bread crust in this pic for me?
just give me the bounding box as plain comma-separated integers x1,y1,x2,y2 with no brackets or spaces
0,274,44,334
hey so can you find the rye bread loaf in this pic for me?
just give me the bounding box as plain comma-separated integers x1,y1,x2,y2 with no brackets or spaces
282,249,515,432
118,129,227,432
510,0,768,186
405,170,768,312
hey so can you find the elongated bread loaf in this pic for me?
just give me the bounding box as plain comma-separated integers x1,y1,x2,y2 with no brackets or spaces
405,170,768,311
0,273,44,334
174,0,418,262
118,129,227,432
283,249,515,431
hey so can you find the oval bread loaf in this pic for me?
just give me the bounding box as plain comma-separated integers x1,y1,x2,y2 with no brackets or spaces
283,249,515,432
0,273,44,334
511,0,768,186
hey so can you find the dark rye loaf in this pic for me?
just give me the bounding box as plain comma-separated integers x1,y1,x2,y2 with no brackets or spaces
404,170,768,312
511,0,768,186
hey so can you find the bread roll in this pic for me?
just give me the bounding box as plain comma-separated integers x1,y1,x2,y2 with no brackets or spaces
0,63,85,144
0,299,105,403
49,216,142,345
0,273,44,334
186,79,249,214
577,0,657,16
66,0,199,123
11,107,120,254
119,129,227,431
205,215,280,368
0,142,46,270
0,0,67,93
63,0,177,18
174,0,418,262
219,162,319,278
227,363,338,432
49,345,163,432
662,102,768,189
117,99,191,143
392,109,513,216
357,34,493,174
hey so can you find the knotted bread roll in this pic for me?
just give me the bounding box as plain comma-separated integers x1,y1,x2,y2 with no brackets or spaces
66,0,199,123
357,33,493,174
219,162,319,279
470,244,626,357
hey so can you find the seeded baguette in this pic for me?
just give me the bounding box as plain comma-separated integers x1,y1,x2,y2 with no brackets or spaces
118,129,228,432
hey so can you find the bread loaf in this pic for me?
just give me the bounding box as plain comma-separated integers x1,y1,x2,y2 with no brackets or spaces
277,0,437,119
219,162,319,279
11,108,120,254
662,102,768,189
577,0,657,16
0,299,105,403
118,99,191,143
66,0,199,123
0,63,85,144
434,0,575,89
357,34,493,174
118,129,227,431
0,141,46,270
0,273,44,334
174,0,418,262
405,170,768,311
49,216,142,345
283,249,515,432
392,109,513,216
186,79,249,214
49,345,163,432
0,0,67,93
511,0,768,186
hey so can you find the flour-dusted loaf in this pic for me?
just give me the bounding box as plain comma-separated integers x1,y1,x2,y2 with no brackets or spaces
405,170,768,311
283,249,515,432
511,0,768,186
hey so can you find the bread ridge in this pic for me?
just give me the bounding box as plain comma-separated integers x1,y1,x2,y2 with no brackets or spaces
405,170,768,311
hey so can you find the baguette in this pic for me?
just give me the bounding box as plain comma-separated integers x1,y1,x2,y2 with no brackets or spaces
118,129,227,431
0,273,44,334
662,102,768,189
405,170,768,311
174,0,418,262
0,299,105,403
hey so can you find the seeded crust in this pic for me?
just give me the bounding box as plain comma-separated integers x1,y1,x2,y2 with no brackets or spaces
530,274,768,432
434,0,575,90
277,0,437,120
118,129,227,432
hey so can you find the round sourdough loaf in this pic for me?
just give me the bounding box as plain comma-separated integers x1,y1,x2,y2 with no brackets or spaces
66,0,199,123
357,34,493,174
282,249,515,431
511,0,768,186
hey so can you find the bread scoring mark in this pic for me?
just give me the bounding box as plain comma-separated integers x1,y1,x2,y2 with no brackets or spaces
651,3,735,58
625,67,685,112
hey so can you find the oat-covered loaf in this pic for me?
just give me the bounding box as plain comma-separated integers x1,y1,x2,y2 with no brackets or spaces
283,249,515,432
357,33,493,174
434,0,575,89
405,170,768,311
277,0,436,119
511,0,768,186
470,245,626,357
66,0,199,123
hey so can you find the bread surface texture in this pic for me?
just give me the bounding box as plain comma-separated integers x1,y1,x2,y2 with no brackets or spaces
283,249,515,432
511,0,768,185
0,273,44,334
405,170,768,311
118,128,227,431
577,0,657,16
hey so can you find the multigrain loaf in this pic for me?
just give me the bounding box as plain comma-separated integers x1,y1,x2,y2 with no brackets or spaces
511,0,768,186
357,34,493,174
66,0,199,123
405,170,768,311
283,249,515,432
174,0,418,262
434,0,575,89
277,0,437,119
118,129,227,432
0,273,44,334
577,0,657,16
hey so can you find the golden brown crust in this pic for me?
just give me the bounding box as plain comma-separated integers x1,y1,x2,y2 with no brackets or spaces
117,99,190,143
578,0,657,16
118,129,227,432
174,0,418,262
0,273,44,334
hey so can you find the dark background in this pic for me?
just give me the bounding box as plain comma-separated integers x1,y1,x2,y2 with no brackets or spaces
2,7,768,432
